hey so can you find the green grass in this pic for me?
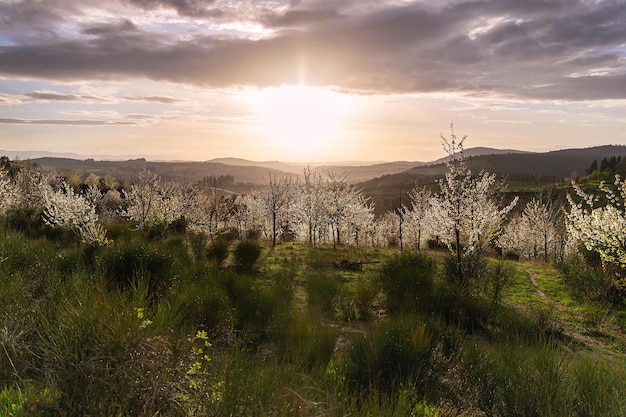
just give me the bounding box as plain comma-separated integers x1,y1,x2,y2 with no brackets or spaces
2,221,626,416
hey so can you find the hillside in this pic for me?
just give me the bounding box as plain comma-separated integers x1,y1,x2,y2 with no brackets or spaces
358,145,626,213
9,145,626,199
28,158,294,192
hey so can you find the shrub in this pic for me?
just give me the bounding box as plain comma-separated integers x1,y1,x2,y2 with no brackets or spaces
103,219,132,241
557,254,622,305
342,316,463,398
268,313,337,370
219,272,279,344
338,277,379,321
305,271,339,317
4,206,65,240
98,240,172,298
379,251,436,315
171,273,234,342
207,239,230,266
483,261,513,306
187,231,208,262
464,342,626,417
233,240,262,272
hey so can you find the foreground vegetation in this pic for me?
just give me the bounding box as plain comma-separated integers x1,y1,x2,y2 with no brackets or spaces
1,220,625,416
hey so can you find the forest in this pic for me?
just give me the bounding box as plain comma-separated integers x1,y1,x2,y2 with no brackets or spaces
1,136,626,416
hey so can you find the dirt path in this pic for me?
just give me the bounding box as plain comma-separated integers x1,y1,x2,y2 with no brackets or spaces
524,268,621,358
525,269,546,300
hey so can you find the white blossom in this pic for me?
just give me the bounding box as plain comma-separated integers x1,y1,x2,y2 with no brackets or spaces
566,175,626,270
43,180,110,247
0,169,19,214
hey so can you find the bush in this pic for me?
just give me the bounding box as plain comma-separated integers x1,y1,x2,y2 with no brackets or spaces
207,239,230,266
170,268,234,341
483,261,513,306
4,206,65,240
233,240,262,272
557,254,622,306
305,271,339,317
464,342,626,417
98,240,172,298
443,248,489,296
379,251,436,315
342,316,463,398
219,272,279,344
269,313,337,370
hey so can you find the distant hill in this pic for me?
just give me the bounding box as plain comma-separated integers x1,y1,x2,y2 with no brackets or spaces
27,158,295,192
209,158,424,181
207,158,305,174
20,156,426,188
429,147,532,165
358,145,626,214
7,145,626,199
311,161,423,182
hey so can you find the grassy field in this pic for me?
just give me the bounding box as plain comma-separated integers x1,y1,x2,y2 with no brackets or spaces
1,223,625,416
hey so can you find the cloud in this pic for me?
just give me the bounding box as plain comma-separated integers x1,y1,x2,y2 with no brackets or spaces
25,90,108,102
262,8,343,28
124,95,185,104
0,0,625,100
0,93,23,105
126,0,223,18
0,117,137,125
83,19,138,36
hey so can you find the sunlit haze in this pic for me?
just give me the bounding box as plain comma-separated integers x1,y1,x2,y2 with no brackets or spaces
1,0,625,162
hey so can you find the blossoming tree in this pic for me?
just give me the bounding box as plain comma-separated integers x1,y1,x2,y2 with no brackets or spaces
566,175,626,288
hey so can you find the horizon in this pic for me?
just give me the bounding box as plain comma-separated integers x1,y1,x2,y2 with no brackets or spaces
2,144,624,166
1,1,626,161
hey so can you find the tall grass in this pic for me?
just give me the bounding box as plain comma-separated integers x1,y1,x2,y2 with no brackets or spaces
464,341,626,417
379,251,436,315
2,222,626,416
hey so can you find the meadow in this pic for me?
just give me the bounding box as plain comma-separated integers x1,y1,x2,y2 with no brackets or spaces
1,217,625,417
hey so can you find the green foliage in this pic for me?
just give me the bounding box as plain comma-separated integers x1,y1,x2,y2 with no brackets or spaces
380,251,436,315
2,221,626,416
207,238,230,266
342,315,464,398
268,312,337,370
170,268,234,341
233,240,262,271
464,342,626,417
98,239,173,298
219,272,280,344
339,276,379,321
557,253,623,305
305,270,339,317
3,206,63,240
443,248,489,295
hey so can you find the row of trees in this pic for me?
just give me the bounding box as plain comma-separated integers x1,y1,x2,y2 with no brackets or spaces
1,131,625,289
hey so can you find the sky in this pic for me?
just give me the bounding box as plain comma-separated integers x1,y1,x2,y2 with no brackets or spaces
1,0,626,163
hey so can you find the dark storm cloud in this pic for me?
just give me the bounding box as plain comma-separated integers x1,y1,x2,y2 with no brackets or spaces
0,0,625,100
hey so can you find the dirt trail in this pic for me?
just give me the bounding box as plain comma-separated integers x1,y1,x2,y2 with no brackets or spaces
525,269,546,300
524,268,621,358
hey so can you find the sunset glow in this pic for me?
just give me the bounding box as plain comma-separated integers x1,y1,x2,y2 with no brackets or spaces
0,0,624,162
248,85,353,159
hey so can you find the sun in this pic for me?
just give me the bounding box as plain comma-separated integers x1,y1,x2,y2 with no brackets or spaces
247,85,353,160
